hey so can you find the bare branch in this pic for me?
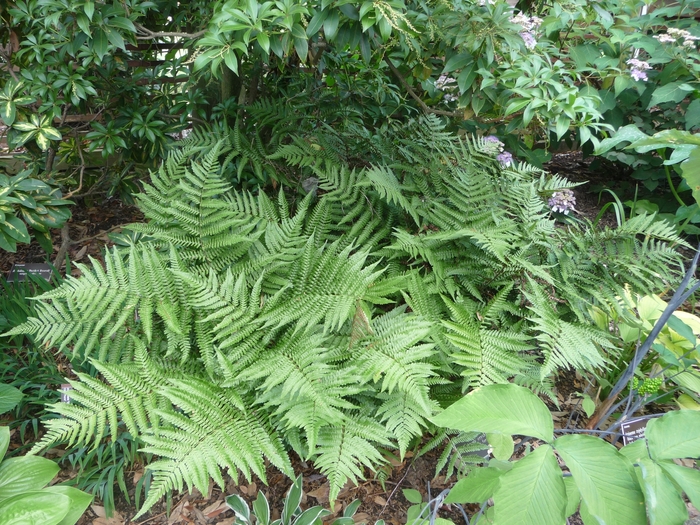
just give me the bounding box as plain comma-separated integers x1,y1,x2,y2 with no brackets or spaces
134,22,206,40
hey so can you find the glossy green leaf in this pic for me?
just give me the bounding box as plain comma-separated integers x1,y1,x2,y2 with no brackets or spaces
487,433,514,461
647,82,694,109
563,476,580,518
0,427,9,459
3,216,30,243
681,147,700,207
402,488,422,504
658,460,700,511
444,467,503,504
493,445,566,525
554,435,645,525
43,486,93,525
0,101,16,126
226,494,250,524
635,458,687,525
252,491,270,525
430,384,553,442
0,456,60,502
0,492,70,525
646,410,700,460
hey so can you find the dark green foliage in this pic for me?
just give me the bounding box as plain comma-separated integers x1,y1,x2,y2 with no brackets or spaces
6,117,686,516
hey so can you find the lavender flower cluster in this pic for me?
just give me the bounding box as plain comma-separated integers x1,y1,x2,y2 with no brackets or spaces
435,74,458,103
548,189,576,215
626,58,652,82
481,136,515,167
654,28,700,48
510,13,542,50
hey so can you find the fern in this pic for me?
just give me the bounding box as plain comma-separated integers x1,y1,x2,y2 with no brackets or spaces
7,115,686,517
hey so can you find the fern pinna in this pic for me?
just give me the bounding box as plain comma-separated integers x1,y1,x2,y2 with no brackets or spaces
7,117,685,516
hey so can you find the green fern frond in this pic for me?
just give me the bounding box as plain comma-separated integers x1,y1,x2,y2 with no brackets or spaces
312,416,391,503
137,378,293,518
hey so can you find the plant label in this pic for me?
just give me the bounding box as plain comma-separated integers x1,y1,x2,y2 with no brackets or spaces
60,383,73,403
8,263,52,282
620,414,663,445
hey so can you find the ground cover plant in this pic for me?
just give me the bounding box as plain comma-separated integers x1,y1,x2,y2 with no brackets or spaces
5,118,690,520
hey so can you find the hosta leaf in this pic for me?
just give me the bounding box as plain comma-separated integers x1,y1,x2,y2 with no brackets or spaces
0,492,70,525
0,456,60,502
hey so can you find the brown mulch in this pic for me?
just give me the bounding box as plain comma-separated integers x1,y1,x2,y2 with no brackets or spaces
0,197,143,277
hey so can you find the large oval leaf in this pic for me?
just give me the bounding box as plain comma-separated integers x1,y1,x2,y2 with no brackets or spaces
646,410,700,460
43,486,93,525
444,467,504,504
555,435,645,525
493,445,566,525
0,456,59,502
635,458,687,525
430,384,553,442
0,491,70,525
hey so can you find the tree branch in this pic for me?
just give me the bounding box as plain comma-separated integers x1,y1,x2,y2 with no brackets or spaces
384,56,462,118
134,23,206,40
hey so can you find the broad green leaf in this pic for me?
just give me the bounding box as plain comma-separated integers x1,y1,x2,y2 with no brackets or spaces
306,10,327,36
41,126,62,141
35,132,50,151
443,54,471,73
226,494,250,524
0,427,9,459
555,434,646,525
620,439,648,463
294,37,308,63
563,476,580,517
323,10,339,40
11,121,37,132
3,216,30,244
108,16,136,32
0,384,23,414
444,467,503,504
430,384,553,442
92,29,109,60
402,488,422,504
635,458,687,525
646,410,700,460
648,82,694,109
658,460,700,511
43,486,93,525
493,445,566,525
681,147,700,207
0,101,16,126
256,32,270,54
283,474,303,524
252,491,270,525
487,433,514,461
0,492,70,525
595,124,648,155
0,456,60,502
676,394,700,410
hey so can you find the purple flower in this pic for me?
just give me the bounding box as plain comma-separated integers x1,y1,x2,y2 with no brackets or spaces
520,31,537,50
630,69,648,81
497,151,513,167
482,135,505,156
548,189,576,215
